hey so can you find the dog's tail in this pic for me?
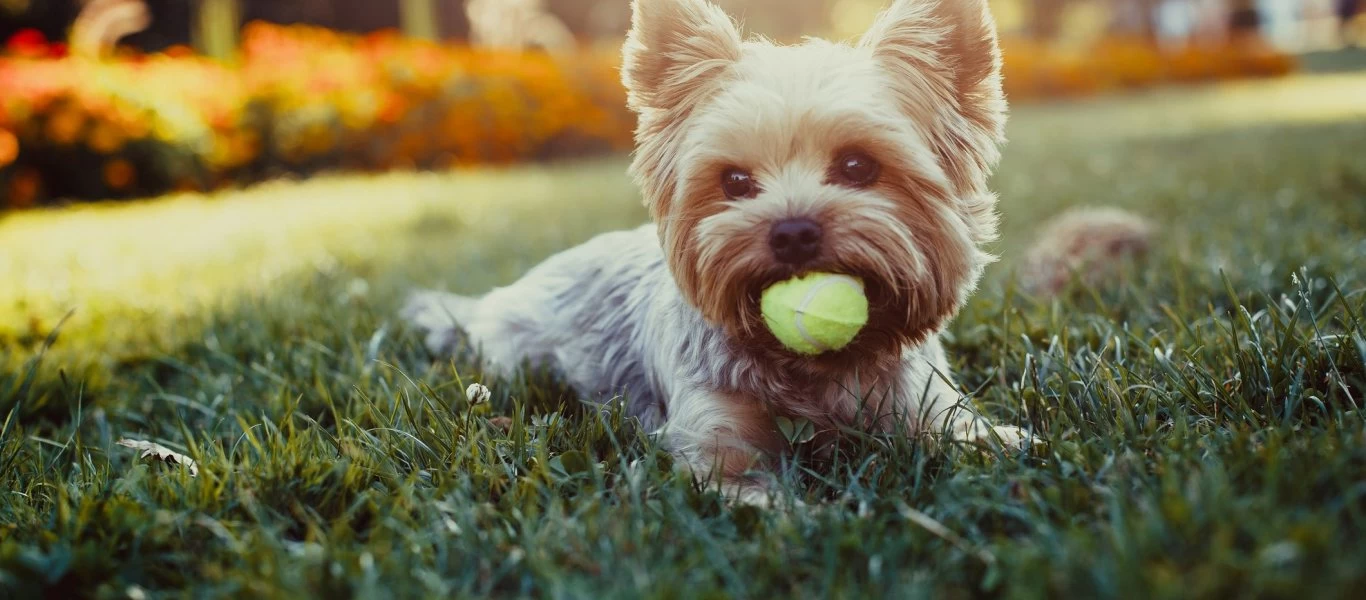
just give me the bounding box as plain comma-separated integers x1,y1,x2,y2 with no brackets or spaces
1017,206,1155,297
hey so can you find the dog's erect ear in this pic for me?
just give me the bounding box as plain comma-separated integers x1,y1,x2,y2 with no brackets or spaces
621,0,742,114
860,0,1006,197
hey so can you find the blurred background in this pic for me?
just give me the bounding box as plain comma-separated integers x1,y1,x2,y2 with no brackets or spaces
0,0,1360,207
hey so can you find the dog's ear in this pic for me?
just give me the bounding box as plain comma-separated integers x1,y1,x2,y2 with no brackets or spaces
621,0,742,115
860,0,1006,199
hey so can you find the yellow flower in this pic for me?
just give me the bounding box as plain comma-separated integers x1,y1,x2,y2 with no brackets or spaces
46,107,86,146
87,120,128,154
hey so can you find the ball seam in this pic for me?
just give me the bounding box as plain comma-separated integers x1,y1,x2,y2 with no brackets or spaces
792,274,863,353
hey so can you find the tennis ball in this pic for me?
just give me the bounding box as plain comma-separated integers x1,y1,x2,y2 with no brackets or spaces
760,273,869,355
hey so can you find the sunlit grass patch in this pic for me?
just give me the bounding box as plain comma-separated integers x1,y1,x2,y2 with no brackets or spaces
1006,72,1366,147
0,161,642,373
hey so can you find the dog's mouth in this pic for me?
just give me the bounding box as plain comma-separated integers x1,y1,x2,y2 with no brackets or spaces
745,267,895,305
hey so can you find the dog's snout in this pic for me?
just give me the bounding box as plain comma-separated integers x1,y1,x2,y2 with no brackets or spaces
769,218,823,265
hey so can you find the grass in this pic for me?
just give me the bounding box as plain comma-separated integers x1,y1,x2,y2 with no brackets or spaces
2,73,1366,598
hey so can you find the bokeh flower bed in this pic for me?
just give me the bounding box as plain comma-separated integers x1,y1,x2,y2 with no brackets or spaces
0,23,1293,209
1001,35,1295,99
0,23,635,208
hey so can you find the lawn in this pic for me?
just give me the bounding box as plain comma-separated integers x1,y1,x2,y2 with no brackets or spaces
3,73,1366,598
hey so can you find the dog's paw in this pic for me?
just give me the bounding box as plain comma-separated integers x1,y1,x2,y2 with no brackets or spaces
982,425,1039,450
725,481,805,511
951,420,1040,452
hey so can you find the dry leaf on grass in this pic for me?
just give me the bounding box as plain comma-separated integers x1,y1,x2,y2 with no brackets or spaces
117,439,199,477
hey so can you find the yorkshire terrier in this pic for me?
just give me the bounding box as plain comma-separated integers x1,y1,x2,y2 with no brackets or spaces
404,0,1029,504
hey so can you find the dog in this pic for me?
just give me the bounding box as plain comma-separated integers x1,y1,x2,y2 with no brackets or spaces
404,0,1029,505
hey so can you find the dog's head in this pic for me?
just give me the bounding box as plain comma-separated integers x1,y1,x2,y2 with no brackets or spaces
622,0,1007,359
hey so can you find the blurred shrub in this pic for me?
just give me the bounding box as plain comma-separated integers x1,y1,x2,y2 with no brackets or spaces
1001,36,1295,100
0,23,634,207
0,24,1293,208
0,47,254,204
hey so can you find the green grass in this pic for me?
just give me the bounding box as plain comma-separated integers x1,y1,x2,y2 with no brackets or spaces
3,73,1366,598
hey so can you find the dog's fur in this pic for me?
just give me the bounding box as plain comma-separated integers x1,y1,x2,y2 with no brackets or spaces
404,0,1027,504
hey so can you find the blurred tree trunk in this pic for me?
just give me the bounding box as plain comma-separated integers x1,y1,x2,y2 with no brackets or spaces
436,0,471,40
399,0,436,40
1135,0,1159,41
1229,0,1262,36
544,0,628,39
193,0,237,59
1029,0,1067,40
1112,0,1160,41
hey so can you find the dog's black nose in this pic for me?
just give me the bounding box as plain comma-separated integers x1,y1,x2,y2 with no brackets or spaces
769,218,822,265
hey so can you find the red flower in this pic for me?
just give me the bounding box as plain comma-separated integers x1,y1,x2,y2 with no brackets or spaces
5,29,49,58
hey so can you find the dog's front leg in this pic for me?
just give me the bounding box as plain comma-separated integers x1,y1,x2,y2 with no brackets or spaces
897,341,1030,450
911,370,1023,446
659,387,787,506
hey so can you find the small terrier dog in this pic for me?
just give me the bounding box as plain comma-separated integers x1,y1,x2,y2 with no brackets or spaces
405,0,1027,504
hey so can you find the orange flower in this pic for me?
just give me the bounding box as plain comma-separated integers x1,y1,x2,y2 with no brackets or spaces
87,120,128,154
6,168,42,208
0,129,18,168
103,159,137,190
46,107,87,146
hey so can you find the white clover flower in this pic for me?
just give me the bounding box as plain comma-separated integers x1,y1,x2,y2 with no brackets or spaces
465,383,491,404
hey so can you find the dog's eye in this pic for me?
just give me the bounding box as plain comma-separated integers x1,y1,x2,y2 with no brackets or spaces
721,168,758,199
835,153,880,187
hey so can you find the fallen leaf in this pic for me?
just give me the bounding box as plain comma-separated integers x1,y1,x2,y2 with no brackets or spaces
775,416,816,446
117,439,199,477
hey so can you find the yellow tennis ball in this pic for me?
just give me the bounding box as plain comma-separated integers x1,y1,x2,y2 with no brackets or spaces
760,273,869,355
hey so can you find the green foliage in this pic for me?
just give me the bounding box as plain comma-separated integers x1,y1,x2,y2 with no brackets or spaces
2,77,1366,598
